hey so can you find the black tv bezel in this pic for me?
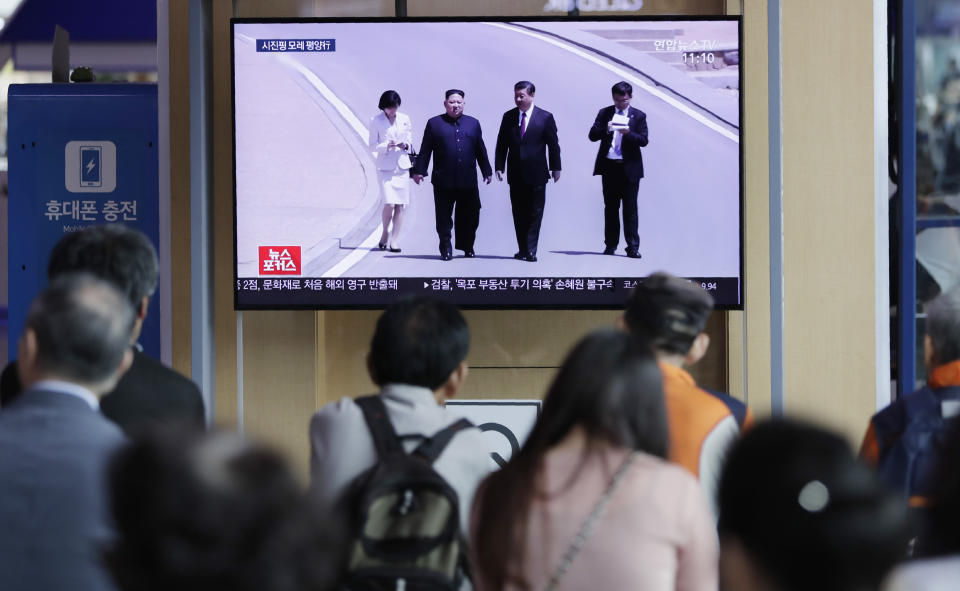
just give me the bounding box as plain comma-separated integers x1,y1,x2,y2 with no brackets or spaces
230,15,744,311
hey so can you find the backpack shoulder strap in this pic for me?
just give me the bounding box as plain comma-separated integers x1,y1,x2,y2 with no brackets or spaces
355,395,403,458
414,418,474,464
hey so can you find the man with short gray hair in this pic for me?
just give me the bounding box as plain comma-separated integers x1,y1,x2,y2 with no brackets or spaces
861,286,960,503
926,287,960,369
0,274,134,591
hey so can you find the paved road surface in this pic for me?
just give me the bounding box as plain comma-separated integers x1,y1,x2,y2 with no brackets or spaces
235,21,740,280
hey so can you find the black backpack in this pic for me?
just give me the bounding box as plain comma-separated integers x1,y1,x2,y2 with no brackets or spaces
342,395,473,591
877,386,960,500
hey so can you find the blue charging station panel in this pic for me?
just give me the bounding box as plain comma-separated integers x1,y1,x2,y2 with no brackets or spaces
7,83,160,360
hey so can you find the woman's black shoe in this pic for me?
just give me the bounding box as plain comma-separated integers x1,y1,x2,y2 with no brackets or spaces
388,246,401,253
378,242,387,250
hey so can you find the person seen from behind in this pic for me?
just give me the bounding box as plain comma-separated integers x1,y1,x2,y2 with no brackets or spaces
0,223,204,434
107,427,341,591
861,286,960,507
622,271,748,514
472,330,718,591
719,419,910,591
309,297,492,589
0,274,135,591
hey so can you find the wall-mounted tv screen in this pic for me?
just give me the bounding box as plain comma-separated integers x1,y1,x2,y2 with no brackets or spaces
232,17,742,309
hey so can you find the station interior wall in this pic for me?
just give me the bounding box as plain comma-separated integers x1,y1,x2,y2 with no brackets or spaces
166,0,886,478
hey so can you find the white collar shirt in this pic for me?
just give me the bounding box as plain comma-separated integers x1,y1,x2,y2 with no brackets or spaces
309,382,494,536
518,103,535,126
607,106,629,160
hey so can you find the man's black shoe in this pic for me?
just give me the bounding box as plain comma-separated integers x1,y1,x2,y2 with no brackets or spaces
525,252,537,262
513,252,524,260
625,249,641,259
603,246,616,255
440,252,453,261
463,249,476,258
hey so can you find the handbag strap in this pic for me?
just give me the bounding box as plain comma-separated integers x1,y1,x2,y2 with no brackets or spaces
543,451,639,591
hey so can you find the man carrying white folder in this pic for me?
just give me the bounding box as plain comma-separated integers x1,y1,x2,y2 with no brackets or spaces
588,81,650,259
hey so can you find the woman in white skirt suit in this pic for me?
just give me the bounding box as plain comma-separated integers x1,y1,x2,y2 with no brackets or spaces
368,90,414,252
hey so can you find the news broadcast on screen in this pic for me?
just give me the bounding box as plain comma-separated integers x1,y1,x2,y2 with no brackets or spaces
231,17,742,309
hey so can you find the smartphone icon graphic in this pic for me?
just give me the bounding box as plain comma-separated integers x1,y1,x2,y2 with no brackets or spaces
80,146,102,187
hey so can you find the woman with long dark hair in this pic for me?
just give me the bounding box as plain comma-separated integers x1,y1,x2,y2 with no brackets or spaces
471,330,718,591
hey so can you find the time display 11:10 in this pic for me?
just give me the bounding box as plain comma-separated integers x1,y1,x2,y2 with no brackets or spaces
681,51,716,65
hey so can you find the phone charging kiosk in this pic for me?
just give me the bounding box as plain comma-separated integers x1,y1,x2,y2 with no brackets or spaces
7,83,160,360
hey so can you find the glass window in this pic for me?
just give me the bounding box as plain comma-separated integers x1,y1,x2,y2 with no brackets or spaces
914,0,960,384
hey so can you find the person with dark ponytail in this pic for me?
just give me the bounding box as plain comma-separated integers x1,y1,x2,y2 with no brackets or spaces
718,420,910,591
471,330,718,591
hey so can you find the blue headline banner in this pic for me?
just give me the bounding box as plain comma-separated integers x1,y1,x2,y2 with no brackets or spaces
256,38,335,52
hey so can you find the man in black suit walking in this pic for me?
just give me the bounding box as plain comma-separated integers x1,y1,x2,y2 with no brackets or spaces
412,89,493,260
495,81,562,262
589,81,649,259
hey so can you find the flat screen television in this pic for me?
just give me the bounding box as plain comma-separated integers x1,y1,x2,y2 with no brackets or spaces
231,16,742,309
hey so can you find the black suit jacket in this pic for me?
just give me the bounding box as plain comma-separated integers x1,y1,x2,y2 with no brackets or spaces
0,349,205,435
412,113,492,190
494,106,561,186
589,105,648,184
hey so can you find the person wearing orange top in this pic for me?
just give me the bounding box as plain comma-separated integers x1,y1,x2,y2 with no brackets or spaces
622,271,748,516
860,287,960,506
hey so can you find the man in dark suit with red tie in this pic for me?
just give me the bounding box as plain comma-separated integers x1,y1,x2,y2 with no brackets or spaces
589,81,649,259
494,81,561,262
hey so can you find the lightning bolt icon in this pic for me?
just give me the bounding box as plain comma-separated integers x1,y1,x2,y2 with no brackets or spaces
85,159,96,175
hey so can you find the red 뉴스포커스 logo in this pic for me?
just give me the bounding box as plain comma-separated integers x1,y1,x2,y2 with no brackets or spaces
259,246,301,275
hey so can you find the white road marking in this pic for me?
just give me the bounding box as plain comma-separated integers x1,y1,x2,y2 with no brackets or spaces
237,23,737,280
237,33,384,278
484,22,739,144
323,232,382,277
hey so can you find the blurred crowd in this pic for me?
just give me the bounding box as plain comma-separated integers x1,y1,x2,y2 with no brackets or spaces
1,224,959,591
